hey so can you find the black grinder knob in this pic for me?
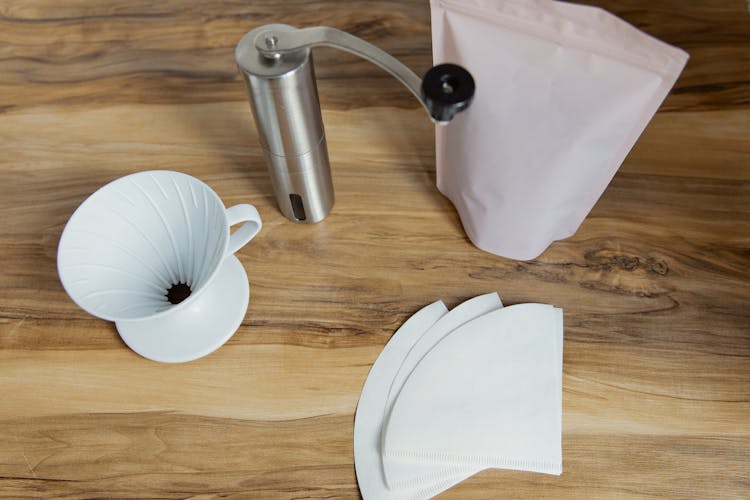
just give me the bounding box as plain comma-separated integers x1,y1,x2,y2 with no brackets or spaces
421,63,475,123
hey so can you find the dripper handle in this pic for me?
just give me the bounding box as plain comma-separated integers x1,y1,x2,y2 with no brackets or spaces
225,204,262,255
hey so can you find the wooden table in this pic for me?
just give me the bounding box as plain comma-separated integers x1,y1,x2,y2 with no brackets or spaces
1,0,748,498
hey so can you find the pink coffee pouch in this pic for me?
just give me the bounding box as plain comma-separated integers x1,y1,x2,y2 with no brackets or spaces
431,0,688,260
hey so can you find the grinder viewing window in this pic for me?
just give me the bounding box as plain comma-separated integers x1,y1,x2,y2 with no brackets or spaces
235,25,474,223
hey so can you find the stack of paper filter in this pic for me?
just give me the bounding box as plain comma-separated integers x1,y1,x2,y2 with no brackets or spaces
354,292,563,499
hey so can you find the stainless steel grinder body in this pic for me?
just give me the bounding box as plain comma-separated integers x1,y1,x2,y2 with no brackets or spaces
236,25,333,223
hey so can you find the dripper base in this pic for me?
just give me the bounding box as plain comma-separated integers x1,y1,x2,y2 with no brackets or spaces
115,255,250,363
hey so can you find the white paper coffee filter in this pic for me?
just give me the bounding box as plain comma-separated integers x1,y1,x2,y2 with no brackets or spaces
355,300,476,499
384,292,503,422
381,292,503,490
382,304,564,486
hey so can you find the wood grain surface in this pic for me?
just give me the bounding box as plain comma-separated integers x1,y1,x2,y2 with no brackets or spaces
1,0,748,498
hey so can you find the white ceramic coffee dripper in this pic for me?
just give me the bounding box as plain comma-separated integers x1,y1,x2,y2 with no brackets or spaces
57,170,262,363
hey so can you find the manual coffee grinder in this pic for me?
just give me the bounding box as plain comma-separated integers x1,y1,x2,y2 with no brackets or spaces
236,25,474,223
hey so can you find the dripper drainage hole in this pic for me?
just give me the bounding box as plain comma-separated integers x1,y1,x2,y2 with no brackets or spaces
166,282,192,304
